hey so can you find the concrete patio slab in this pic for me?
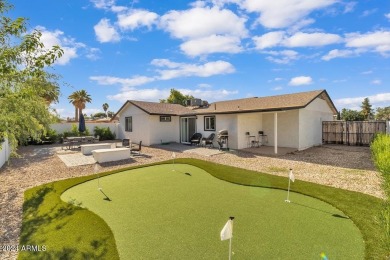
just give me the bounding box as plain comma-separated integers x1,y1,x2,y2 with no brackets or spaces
57,153,96,167
153,143,224,156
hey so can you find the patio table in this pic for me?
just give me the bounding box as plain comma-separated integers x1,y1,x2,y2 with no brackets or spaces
64,136,98,149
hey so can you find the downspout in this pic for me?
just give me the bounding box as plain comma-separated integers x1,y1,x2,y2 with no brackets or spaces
274,112,278,154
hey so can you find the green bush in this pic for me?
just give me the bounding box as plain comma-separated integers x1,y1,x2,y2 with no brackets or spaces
46,128,59,143
372,134,390,175
371,133,390,252
94,126,115,140
62,124,91,138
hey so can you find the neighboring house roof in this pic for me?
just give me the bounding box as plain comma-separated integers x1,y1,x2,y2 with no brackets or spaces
192,89,337,115
112,90,337,120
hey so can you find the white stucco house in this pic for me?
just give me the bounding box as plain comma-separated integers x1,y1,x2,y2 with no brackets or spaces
113,89,337,153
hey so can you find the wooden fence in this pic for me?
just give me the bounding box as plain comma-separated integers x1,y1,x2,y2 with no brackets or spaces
322,121,387,146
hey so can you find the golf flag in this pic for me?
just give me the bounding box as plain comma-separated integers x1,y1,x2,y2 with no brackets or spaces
220,219,233,241
172,152,176,159
289,169,295,182
285,169,294,203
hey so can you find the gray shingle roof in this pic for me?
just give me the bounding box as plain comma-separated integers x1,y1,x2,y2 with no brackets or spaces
112,90,337,119
124,100,195,115
193,89,337,114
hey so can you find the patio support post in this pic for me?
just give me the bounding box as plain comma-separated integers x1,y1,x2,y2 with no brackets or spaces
274,112,278,154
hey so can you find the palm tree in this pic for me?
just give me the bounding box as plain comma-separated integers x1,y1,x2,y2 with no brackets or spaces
102,103,109,118
68,90,92,121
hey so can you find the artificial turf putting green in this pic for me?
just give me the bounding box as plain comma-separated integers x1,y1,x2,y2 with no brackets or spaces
61,164,364,259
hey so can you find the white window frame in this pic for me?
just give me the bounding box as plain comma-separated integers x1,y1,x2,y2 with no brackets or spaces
125,117,132,132
204,116,216,131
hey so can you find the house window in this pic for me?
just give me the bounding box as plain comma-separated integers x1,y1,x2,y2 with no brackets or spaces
160,116,171,122
125,117,132,132
204,116,216,131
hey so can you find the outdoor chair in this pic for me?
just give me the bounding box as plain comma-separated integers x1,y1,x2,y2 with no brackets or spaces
202,133,215,148
62,137,71,150
190,133,202,146
131,141,142,155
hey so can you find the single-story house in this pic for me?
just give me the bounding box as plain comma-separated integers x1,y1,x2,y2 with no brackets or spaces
113,89,337,153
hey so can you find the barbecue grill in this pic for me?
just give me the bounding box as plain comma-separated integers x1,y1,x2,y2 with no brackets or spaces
217,129,229,150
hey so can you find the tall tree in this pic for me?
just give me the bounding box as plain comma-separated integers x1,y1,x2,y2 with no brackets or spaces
102,103,109,117
68,90,92,121
0,0,63,150
160,88,194,106
360,97,373,120
340,108,365,121
375,106,390,120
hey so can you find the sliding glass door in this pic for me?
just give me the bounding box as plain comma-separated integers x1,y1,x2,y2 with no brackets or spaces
180,117,196,143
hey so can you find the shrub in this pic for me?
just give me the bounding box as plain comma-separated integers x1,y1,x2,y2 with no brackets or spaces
371,133,390,251
62,124,91,138
94,126,115,140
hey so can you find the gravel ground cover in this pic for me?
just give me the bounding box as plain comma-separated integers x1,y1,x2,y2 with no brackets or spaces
0,143,384,259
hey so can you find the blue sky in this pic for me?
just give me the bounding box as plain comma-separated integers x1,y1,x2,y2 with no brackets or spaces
9,0,390,118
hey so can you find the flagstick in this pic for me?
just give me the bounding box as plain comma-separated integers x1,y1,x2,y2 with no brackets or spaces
229,216,234,260
285,169,292,203
229,236,232,260
285,177,291,203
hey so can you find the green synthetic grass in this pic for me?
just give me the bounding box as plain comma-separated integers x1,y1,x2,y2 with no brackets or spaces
60,164,363,259
18,159,388,259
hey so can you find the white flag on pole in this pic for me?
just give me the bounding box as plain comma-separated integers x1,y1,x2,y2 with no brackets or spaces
172,152,176,159
289,170,295,182
220,219,233,241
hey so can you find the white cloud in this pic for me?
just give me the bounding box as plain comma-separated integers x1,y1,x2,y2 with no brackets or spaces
335,93,390,109
284,32,341,47
90,75,155,87
288,76,313,86
111,5,128,12
345,30,390,55
160,6,248,39
272,86,283,91
36,26,82,65
321,49,356,61
108,88,169,102
180,35,242,56
241,0,337,28
198,83,212,88
343,2,357,13
361,70,373,75
151,59,235,80
361,9,377,17
179,88,238,101
117,9,158,30
386,13,390,21
83,108,103,115
85,48,101,60
90,59,234,89
263,50,299,64
253,31,341,49
90,0,115,9
94,18,120,43
371,79,382,85
108,87,238,103
253,31,285,49
268,77,284,83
